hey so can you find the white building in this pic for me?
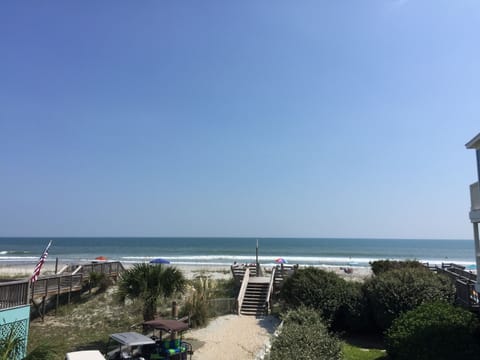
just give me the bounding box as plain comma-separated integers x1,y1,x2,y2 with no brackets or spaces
466,132,480,292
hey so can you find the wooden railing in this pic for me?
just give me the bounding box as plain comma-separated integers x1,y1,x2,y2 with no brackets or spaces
236,268,250,315
0,280,29,309
30,273,84,298
0,261,126,311
427,263,479,309
63,261,125,278
265,267,276,315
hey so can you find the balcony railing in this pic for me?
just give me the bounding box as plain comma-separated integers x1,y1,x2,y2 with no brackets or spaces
470,182,480,222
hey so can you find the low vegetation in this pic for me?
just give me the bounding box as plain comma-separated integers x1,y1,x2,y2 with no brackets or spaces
386,301,480,360
28,269,236,359
364,266,455,330
342,344,386,360
279,267,351,325
275,260,478,359
369,259,425,276
117,263,186,321
269,307,342,360
28,288,144,358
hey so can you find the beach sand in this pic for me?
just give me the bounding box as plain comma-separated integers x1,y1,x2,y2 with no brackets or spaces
186,315,279,360
0,262,372,282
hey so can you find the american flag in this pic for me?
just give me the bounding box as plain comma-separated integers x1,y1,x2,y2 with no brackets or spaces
31,240,52,282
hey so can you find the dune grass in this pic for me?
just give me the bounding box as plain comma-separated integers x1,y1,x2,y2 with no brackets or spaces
28,288,145,359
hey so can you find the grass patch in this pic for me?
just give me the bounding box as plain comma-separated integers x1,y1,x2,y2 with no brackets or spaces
28,287,144,359
343,343,387,360
342,333,386,360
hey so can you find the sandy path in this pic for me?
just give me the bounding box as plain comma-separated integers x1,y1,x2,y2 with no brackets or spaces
186,315,279,360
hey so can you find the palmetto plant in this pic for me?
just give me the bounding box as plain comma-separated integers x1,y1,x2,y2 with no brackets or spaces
0,326,24,360
117,263,186,321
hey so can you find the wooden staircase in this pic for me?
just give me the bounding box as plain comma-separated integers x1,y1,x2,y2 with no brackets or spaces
240,277,270,316
234,263,298,317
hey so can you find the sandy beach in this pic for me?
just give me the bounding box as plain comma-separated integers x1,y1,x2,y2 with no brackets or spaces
0,261,372,282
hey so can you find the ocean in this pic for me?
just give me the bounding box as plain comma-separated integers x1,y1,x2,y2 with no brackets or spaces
0,237,476,269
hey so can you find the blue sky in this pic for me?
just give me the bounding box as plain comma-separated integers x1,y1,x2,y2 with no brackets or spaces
1,0,479,238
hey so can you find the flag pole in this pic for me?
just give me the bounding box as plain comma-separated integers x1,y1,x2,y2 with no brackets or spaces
31,240,52,283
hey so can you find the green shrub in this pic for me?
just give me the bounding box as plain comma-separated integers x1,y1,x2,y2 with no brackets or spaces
369,260,424,276
334,281,372,333
386,302,480,360
364,267,455,330
279,267,350,323
270,307,342,360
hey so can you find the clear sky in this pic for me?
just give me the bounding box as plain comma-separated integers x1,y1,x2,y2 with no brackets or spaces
1,1,479,239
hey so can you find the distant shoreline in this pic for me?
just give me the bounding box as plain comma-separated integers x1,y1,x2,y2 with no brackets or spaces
0,261,372,282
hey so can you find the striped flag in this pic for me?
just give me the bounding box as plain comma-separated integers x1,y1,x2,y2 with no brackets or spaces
31,240,52,282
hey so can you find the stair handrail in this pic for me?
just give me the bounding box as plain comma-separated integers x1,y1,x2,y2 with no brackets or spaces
72,265,83,275
265,267,276,314
236,267,250,315
56,264,69,274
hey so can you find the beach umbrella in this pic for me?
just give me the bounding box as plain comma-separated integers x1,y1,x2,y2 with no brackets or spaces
275,257,287,264
95,256,107,261
149,258,170,265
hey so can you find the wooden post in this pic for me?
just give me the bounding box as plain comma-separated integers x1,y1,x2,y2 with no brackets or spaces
68,275,73,305
256,239,259,276
41,296,46,321
172,301,178,319
55,257,59,274
56,277,60,314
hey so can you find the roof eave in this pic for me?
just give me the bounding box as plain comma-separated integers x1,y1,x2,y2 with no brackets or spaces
466,132,480,149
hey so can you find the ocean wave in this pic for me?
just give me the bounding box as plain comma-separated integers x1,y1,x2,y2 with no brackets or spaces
120,255,474,267
0,250,31,255
0,256,39,260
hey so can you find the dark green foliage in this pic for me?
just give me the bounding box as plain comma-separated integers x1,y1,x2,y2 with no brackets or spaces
386,302,480,360
279,267,350,323
279,267,373,332
364,267,455,330
334,281,371,333
270,307,342,360
369,260,424,276
117,263,185,321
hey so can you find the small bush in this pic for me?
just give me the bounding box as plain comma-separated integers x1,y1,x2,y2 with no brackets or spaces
88,272,111,292
279,267,350,324
334,281,372,333
370,260,424,276
364,267,455,330
270,307,342,360
386,302,480,360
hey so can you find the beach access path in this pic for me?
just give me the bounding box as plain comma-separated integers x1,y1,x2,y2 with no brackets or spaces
186,314,279,360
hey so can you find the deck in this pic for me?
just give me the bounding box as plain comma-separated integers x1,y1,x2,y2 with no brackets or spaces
0,261,125,317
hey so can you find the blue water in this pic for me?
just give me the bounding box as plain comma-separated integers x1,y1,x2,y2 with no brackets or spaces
0,237,475,269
